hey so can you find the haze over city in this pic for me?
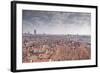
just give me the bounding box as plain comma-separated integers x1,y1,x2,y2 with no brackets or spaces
22,10,91,35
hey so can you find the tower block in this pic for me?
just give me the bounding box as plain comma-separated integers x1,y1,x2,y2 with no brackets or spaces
34,29,37,35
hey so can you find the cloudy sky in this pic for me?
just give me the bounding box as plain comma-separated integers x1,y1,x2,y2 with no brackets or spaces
22,10,91,35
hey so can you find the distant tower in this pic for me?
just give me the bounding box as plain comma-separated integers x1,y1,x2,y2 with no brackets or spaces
34,29,37,35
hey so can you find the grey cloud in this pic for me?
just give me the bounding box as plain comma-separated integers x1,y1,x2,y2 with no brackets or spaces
22,10,91,35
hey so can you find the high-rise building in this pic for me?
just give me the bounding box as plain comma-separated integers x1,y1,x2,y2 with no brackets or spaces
34,29,36,35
